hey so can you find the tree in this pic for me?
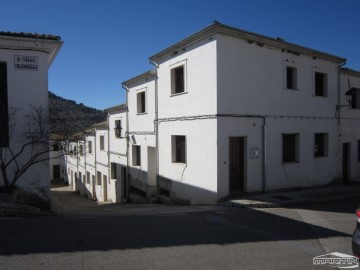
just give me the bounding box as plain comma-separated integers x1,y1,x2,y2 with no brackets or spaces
0,105,73,193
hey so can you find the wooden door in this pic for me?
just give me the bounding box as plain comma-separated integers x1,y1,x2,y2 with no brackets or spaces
229,137,245,193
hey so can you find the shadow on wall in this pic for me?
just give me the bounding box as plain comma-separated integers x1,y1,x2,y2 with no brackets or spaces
0,196,358,256
128,166,218,205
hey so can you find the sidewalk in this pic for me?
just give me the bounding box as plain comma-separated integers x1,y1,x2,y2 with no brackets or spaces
223,182,360,208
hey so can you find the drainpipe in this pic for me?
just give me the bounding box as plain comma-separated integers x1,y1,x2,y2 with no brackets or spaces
94,128,97,200
122,84,130,202
262,118,267,192
150,60,159,196
337,60,347,181
337,60,347,125
107,112,111,200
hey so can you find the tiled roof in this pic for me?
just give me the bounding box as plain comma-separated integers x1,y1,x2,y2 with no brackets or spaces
0,31,61,41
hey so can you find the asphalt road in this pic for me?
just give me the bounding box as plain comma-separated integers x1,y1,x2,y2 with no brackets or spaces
0,186,359,270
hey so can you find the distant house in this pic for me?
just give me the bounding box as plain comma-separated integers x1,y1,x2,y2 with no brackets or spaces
63,22,360,205
0,31,62,201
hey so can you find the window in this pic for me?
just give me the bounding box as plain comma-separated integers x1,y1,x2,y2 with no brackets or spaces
100,135,105,151
172,135,186,163
111,162,117,179
79,144,84,156
171,66,185,94
314,133,328,157
282,134,299,163
88,141,92,154
73,146,77,156
132,145,141,166
0,62,9,147
86,171,90,184
115,120,122,138
315,72,327,97
286,66,297,90
53,143,59,151
97,171,102,185
351,88,360,109
137,92,146,113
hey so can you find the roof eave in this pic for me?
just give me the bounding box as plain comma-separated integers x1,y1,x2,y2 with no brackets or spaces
149,22,346,64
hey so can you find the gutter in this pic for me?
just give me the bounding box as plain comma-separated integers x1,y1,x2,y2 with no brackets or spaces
150,60,160,197
121,84,130,202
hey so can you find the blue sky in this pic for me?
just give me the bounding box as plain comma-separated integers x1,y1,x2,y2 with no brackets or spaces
1,0,359,110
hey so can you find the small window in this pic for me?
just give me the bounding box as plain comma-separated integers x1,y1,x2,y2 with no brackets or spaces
88,141,92,154
53,143,59,151
315,133,328,157
351,88,360,109
172,135,186,163
100,135,105,151
0,62,9,148
132,145,141,166
282,134,299,163
315,72,327,97
171,66,185,94
286,66,297,90
137,92,146,113
111,162,117,179
97,171,102,185
79,144,84,156
115,120,122,138
86,171,90,184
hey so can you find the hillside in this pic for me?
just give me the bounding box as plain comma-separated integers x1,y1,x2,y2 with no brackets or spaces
49,91,107,135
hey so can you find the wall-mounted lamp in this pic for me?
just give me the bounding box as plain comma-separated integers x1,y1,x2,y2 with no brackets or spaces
337,87,357,110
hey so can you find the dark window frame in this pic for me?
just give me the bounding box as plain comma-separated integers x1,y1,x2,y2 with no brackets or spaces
286,66,297,90
314,72,327,97
172,135,186,163
132,145,141,166
315,133,328,157
115,120,122,138
282,133,299,163
99,135,105,151
137,92,146,114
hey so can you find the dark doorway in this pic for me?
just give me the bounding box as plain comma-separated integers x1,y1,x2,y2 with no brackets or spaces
229,137,246,193
342,143,351,183
53,165,60,179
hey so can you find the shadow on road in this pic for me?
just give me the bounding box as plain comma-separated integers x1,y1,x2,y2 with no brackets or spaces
0,185,356,256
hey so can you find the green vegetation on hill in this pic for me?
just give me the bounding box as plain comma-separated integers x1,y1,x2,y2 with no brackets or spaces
49,91,107,135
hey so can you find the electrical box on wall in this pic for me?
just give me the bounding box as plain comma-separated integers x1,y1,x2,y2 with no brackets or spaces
249,147,260,159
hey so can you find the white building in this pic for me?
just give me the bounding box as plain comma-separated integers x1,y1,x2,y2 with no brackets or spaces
63,22,360,205
0,31,62,202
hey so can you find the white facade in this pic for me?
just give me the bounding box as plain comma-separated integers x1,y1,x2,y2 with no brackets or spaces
63,22,360,205
0,32,62,201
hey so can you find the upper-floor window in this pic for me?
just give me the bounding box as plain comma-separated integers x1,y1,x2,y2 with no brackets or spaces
111,162,117,179
115,120,122,138
79,144,84,156
172,135,186,163
0,62,9,147
314,133,328,157
282,133,299,163
137,91,146,114
171,66,185,94
314,72,327,97
351,88,360,109
97,171,102,185
132,145,141,166
100,135,105,151
88,141,92,154
286,66,297,90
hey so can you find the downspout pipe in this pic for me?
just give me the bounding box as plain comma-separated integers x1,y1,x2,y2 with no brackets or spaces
337,60,347,125
107,112,111,201
121,83,130,202
94,128,97,200
150,60,159,196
